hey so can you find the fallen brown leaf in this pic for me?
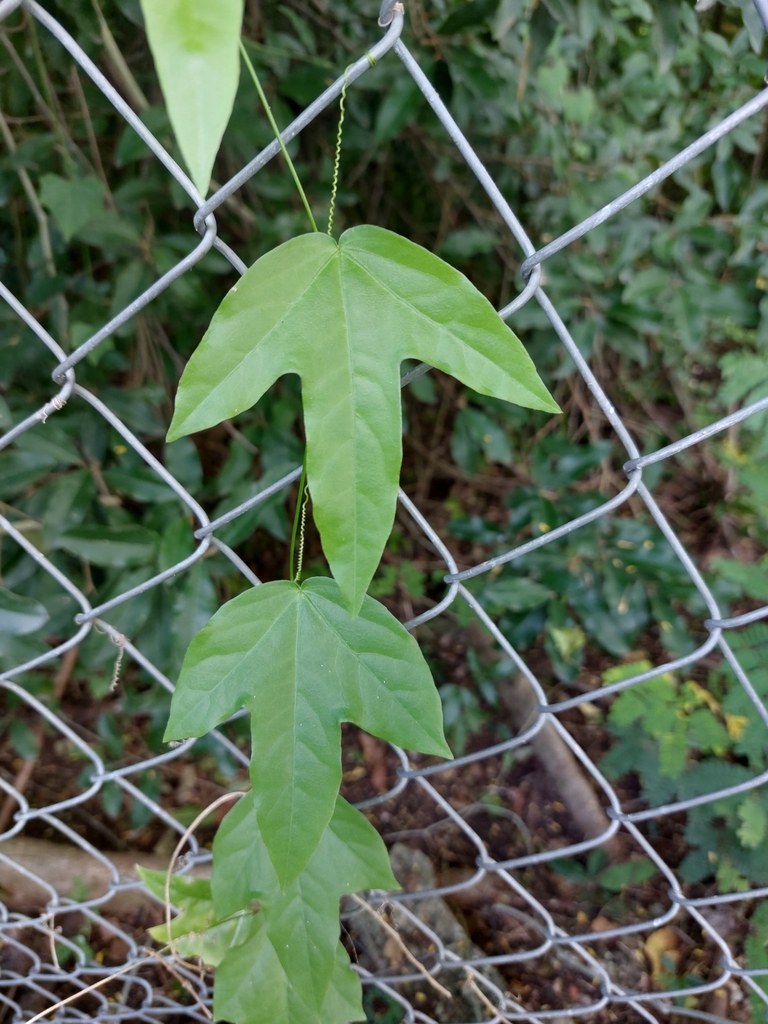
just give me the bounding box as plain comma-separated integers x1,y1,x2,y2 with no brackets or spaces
644,925,680,976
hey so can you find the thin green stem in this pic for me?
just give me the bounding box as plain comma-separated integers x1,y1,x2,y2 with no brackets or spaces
288,461,307,581
239,41,317,233
327,68,349,237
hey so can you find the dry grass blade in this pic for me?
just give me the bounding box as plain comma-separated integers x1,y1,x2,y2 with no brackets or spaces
349,893,452,1000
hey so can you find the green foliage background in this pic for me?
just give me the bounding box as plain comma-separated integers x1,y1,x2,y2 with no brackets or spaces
1,0,768,927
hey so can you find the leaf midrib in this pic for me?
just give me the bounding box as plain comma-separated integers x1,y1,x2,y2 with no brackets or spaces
278,586,309,885
304,590,439,749
343,246,544,405
341,246,468,358
335,253,359,589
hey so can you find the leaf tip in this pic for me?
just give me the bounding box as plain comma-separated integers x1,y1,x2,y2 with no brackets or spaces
190,167,212,200
434,737,454,760
339,581,366,619
166,416,187,444
162,722,186,744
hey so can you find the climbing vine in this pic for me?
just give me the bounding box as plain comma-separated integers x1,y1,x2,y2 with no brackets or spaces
139,1,557,1021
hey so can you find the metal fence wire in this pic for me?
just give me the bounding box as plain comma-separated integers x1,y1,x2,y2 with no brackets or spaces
2,1,768,1022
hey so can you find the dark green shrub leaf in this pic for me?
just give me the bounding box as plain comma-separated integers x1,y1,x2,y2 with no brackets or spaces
0,587,49,636
55,525,160,567
39,174,107,242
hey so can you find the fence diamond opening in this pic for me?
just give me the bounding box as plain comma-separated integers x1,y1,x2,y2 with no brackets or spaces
2,1,768,1022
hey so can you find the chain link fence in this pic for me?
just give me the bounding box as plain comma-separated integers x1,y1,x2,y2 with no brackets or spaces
2,0,768,1021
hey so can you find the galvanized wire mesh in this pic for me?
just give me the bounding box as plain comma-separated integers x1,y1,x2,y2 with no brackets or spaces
2,1,768,1021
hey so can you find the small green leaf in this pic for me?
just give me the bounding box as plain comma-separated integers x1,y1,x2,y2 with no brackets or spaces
158,517,195,573
712,557,768,603
169,563,218,669
438,0,496,33
102,465,177,504
716,856,751,894
451,406,511,473
139,868,254,967
40,470,95,543
0,587,49,636
737,798,768,850
140,0,244,195
481,576,550,612
687,708,730,755
55,525,159,567
166,577,450,884
548,624,585,660
598,858,657,892
602,660,654,686
39,174,106,242
212,793,396,1016
9,720,40,760
164,437,203,493
140,867,212,917
659,717,688,779
607,687,647,728
169,226,558,613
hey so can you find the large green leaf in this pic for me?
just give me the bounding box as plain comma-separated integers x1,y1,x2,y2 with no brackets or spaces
140,796,394,1024
140,0,244,195
168,226,558,614
165,577,450,884
212,793,396,1019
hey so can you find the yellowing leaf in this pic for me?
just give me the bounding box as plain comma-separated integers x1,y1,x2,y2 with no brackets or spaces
684,680,720,714
725,713,749,740
549,625,586,660
644,925,680,977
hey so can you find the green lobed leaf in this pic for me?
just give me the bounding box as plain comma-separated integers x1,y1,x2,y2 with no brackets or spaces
210,794,393,1024
712,557,768,603
140,0,244,195
140,796,393,1024
168,226,558,614
166,577,449,884
737,798,768,850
